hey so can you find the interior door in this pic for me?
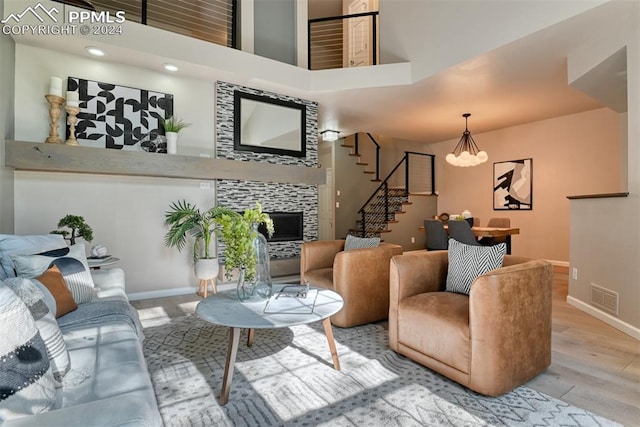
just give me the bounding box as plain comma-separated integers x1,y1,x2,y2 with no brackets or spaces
318,168,335,240
346,0,373,68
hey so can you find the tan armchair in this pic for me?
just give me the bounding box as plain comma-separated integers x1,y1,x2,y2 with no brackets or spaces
301,240,403,328
389,250,552,396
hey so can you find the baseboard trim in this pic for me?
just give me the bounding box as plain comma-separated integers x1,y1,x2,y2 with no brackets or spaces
546,259,569,267
567,295,640,340
127,286,199,301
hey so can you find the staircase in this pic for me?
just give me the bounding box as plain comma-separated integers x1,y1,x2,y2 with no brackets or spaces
351,186,410,237
349,151,435,238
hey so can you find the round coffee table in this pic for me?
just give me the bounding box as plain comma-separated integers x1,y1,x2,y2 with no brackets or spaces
196,284,344,405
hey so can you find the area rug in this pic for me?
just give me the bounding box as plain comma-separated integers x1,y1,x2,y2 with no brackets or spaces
142,315,619,427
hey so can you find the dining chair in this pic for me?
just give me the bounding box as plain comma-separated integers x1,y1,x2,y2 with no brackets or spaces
479,217,511,245
447,220,480,246
424,219,449,251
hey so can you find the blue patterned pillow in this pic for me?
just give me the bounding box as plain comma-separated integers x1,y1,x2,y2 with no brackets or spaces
446,239,506,295
0,282,57,420
10,243,95,304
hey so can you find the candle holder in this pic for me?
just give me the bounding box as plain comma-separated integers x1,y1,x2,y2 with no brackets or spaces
45,94,65,144
65,106,81,145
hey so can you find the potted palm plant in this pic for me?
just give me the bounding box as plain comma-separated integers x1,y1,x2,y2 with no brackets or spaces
161,116,191,154
163,200,238,281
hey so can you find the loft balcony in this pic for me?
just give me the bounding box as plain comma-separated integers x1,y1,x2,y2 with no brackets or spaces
52,0,380,71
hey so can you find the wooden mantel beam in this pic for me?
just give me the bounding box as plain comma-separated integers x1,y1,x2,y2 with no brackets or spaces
5,140,326,186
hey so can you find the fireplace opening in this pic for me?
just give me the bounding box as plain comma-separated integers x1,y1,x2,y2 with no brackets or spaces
258,212,303,242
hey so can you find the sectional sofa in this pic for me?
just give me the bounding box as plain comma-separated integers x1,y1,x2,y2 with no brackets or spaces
0,234,161,426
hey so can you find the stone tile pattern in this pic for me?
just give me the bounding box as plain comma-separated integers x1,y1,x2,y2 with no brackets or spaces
215,81,319,259
215,81,318,166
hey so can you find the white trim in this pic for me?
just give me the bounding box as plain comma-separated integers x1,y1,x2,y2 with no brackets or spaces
567,295,640,340
127,286,198,301
546,259,569,267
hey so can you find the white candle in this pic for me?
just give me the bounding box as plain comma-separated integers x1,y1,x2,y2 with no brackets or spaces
48,76,62,97
66,90,79,107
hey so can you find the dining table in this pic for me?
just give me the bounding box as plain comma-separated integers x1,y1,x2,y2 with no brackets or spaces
418,224,520,254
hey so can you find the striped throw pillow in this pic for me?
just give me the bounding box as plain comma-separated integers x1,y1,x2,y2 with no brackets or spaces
0,282,57,420
10,243,95,304
4,277,71,382
445,239,506,295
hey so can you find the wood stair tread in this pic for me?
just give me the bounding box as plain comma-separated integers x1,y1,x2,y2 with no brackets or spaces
356,162,368,165
363,171,375,174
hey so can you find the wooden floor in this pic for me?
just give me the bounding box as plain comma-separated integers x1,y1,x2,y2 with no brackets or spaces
132,272,640,426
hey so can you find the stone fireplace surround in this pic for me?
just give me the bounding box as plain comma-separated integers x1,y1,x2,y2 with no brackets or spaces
215,81,319,266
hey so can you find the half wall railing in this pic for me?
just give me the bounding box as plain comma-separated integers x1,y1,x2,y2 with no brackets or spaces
53,0,237,48
308,11,379,70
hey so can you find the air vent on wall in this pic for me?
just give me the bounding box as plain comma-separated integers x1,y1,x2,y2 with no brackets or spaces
590,284,619,315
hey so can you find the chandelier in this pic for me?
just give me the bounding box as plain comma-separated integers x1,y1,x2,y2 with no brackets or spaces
445,113,488,167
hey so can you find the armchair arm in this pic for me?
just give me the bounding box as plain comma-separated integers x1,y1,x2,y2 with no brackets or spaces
469,259,553,395
389,250,448,350
331,243,402,327
91,268,126,298
300,240,344,276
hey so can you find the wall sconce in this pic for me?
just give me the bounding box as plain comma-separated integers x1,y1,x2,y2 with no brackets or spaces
321,130,340,142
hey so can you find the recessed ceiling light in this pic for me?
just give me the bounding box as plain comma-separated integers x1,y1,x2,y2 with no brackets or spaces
163,63,179,72
85,47,105,57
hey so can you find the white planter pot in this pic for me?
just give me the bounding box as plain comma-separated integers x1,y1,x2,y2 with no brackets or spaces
195,258,219,280
166,132,178,154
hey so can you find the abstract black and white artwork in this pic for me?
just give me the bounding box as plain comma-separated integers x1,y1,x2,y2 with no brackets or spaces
67,77,173,150
493,158,533,210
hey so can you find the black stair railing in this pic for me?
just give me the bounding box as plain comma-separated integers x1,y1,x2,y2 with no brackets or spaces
355,152,435,237
354,133,381,181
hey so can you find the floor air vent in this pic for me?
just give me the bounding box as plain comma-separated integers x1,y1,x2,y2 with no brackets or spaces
590,284,619,315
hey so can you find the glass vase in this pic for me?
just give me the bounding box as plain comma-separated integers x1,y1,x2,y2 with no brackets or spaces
236,223,272,301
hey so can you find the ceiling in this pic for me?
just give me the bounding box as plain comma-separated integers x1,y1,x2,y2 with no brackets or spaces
312,1,629,144
6,0,629,145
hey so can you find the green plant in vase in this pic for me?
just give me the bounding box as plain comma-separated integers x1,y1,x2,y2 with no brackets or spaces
161,116,191,133
216,203,274,300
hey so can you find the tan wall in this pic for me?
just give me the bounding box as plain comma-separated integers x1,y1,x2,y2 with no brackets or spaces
384,194,437,251
430,108,621,262
334,135,382,238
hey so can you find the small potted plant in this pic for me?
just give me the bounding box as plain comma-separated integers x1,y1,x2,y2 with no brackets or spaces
161,116,191,154
51,214,93,245
164,200,238,282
